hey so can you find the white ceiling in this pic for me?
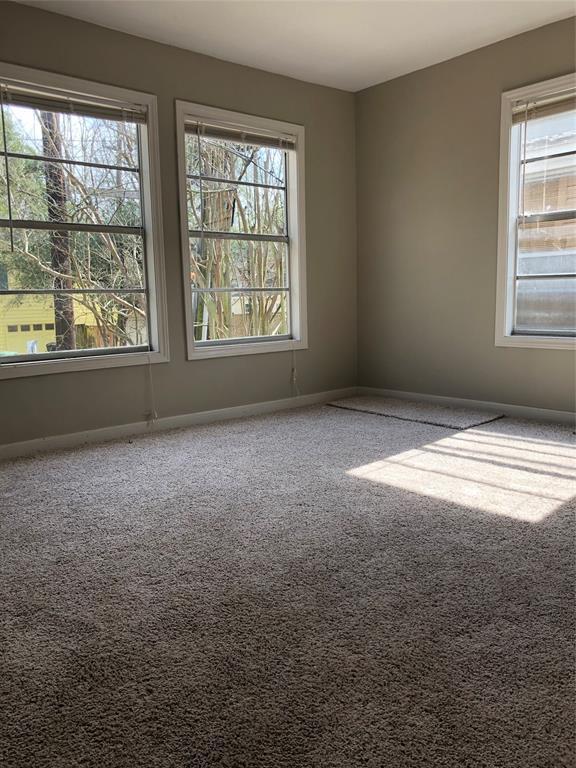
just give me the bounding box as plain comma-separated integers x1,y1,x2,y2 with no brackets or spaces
15,1,576,91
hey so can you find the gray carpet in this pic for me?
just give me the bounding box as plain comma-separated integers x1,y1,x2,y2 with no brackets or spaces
1,405,574,768
328,395,503,429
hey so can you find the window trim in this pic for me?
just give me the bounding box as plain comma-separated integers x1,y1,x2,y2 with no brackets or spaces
495,72,576,351
0,62,169,380
175,100,308,360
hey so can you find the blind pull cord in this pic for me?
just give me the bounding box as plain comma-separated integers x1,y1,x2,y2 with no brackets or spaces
146,356,158,428
291,348,300,398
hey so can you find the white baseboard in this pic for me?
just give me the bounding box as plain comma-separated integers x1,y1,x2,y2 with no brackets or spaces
2,383,572,461
357,386,575,426
0,386,356,461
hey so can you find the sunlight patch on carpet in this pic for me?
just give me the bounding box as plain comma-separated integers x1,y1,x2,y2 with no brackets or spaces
347,426,576,522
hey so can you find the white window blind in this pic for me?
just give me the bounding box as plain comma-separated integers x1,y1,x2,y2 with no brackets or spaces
0,81,147,123
185,119,296,150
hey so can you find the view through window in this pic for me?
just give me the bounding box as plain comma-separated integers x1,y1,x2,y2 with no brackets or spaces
0,87,151,362
184,122,294,345
510,93,576,336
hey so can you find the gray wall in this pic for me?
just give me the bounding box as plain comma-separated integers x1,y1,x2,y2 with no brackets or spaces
0,1,357,444
1,6,574,447
356,18,575,413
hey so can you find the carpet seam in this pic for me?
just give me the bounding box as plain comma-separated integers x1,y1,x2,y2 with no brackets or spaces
326,403,505,431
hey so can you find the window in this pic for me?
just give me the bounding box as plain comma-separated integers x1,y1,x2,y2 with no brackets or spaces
0,63,168,378
496,73,576,349
7,324,16,332
176,101,307,359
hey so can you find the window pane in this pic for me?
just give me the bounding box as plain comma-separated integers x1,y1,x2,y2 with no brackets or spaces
6,157,141,226
0,228,145,290
515,277,576,333
525,111,576,160
186,135,285,187
0,291,148,358
517,219,576,276
187,180,286,235
522,154,576,215
1,104,139,167
183,123,297,347
192,290,289,342
189,237,288,290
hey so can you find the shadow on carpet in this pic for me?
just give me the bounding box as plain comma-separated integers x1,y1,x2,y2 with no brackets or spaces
1,406,574,767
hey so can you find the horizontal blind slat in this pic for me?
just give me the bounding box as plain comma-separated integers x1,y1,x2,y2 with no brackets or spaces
185,121,296,150
512,92,576,124
1,85,146,124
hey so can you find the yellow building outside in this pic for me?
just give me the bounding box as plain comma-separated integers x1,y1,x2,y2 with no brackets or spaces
0,292,99,356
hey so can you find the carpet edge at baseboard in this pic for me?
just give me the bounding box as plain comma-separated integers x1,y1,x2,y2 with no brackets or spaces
357,386,575,426
0,387,357,462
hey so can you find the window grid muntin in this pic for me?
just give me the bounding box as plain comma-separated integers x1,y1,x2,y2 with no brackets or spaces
0,99,153,361
1,149,139,174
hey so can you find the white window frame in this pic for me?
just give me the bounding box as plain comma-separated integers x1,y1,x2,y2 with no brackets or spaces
175,100,307,360
0,62,169,379
495,72,576,351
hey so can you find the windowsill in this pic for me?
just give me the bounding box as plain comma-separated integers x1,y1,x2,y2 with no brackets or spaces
495,333,576,351
188,337,307,360
0,349,169,379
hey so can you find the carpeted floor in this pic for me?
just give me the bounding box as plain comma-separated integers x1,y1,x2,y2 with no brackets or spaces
328,395,503,429
1,405,574,768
